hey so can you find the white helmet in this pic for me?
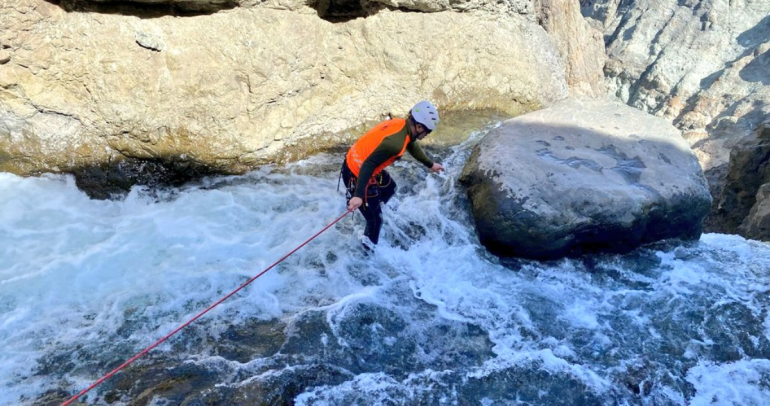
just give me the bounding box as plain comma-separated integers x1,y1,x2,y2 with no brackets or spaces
411,100,439,131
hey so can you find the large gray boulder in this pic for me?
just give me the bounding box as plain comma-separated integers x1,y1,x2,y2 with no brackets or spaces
460,98,712,259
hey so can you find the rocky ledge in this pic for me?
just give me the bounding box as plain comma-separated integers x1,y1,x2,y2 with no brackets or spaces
1,0,613,198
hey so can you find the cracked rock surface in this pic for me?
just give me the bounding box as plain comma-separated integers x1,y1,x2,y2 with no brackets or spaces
0,0,570,182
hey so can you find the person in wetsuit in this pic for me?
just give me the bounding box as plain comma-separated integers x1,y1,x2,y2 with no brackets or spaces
341,100,445,250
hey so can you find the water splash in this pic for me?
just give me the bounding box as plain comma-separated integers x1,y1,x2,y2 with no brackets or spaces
1,123,769,405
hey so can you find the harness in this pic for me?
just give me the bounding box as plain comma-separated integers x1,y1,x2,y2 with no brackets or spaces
338,162,392,208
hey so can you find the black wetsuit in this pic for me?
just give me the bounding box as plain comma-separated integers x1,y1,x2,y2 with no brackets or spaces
342,122,433,245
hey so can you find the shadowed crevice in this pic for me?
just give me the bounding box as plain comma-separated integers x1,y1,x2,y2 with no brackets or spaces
45,0,427,22
312,0,377,22
46,0,238,18
71,155,225,199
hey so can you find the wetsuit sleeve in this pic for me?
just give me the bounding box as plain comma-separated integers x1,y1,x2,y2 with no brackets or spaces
406,141,434,168
354,143,397,199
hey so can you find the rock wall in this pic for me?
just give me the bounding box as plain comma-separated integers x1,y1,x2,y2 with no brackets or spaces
715,120,770,238
582,0,769,170
538,0,607,97
1,0,575,188
581,0,770,239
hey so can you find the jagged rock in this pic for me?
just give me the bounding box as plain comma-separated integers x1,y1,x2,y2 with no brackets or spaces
135,31,165,52
369,0,534,15
742,183,770,241
460,98,712,260
714,120,770,239
537,0,606,97
581,0,770,171
369,0,448,12
740,183,770,241
580,0,770,236
0,0,568,188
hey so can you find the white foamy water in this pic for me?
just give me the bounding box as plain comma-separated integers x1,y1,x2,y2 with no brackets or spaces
2,129,770,405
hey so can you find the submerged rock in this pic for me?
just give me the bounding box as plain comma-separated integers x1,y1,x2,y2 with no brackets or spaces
71,156,219,199
460,98,712,260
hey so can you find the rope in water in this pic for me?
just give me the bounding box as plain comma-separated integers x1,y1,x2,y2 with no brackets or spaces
61,208,354,406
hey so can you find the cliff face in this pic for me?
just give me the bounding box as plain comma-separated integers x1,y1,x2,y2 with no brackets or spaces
538,0,607,97
582,0,770,238
1,0,600,184
582,0,769,170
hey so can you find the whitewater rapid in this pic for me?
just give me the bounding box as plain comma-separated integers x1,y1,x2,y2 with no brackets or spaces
2,128,770,405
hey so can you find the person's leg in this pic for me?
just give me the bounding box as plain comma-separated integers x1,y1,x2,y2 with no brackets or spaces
360,170,400,246
377,170,397,206
343,160,382,247
360,187,383,246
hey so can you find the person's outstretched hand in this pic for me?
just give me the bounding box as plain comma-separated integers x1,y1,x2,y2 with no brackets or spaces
431,163,445,173
348,197,363,211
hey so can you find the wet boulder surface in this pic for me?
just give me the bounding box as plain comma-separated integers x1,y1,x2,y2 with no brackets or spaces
461,98,712,260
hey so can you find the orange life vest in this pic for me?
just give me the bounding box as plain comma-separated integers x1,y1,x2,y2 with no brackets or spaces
346,118,410,178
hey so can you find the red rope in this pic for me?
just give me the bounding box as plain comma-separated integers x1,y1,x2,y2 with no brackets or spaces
61,209,353,406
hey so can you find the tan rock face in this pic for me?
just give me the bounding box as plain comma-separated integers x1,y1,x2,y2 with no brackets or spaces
0,0,569,177
537,0,607,97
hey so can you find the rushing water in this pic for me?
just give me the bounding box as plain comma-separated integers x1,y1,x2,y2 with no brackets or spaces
2,127,770,406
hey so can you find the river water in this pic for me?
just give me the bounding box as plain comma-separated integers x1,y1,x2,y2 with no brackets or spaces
1,125,770,405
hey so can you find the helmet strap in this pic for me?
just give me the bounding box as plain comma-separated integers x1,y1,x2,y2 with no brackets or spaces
407,115,428,139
